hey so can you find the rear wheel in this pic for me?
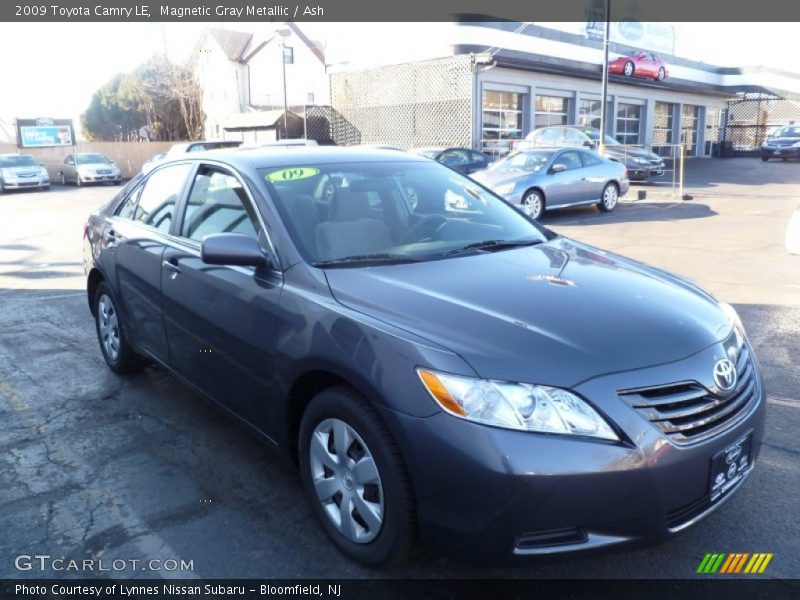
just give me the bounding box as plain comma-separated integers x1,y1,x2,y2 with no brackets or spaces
598,182,619,212
657,67,666,81
299,387,416,566
93,282,145,374
521,189,544,221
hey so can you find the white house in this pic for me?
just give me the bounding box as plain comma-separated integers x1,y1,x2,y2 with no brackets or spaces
193,24,328,140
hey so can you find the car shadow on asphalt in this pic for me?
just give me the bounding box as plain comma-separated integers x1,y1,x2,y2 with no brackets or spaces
545,201,717,227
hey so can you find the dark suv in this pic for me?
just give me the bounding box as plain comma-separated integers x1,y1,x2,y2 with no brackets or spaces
518,125,666,181
84,148,764,565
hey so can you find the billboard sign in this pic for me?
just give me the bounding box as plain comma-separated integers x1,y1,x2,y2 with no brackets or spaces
16,118,75,148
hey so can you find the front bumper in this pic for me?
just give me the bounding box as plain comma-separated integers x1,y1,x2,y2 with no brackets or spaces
761,146,800,159
79,173,122,182
627,162,665,181
381,343,766,564
2,178,49,190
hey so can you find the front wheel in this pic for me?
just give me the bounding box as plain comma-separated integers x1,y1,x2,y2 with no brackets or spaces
598,182,619,212
657,67,666,81
299,387,416,566
521,189,544,220
75,175,82,187
93,282,145,374
623,61,635,77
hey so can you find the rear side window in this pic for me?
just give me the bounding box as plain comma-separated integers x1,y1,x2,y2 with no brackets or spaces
130,163,192,232
180,167,260,242
580,152,604,166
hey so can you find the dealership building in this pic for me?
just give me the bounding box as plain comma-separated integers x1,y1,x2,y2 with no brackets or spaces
318,22,800,156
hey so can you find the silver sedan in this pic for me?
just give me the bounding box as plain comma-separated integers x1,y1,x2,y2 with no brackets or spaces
471,147,629,220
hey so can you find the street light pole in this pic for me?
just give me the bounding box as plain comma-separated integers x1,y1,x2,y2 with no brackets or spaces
598,0,611,155
277,26,291,140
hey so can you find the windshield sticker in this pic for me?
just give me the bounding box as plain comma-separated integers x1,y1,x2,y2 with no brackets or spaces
266,167,320,182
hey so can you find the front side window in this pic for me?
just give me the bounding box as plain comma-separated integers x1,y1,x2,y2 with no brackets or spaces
131,163,192,232
439,149,470,167
181,167,260,242
259,161,547,265
553,151,583,171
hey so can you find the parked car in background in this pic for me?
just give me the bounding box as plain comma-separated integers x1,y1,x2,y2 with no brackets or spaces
83,147,764,566
0,153,50,192
787,203,800,255
414,147,493,175
518,125,666,181
141,152,167,173
60,153,122,186
471,147,629,220
143,141,243,173
609,51,669,81
240,139,319,149
760,125,800,161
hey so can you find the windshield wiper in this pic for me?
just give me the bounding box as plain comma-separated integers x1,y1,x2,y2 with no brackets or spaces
313,253,425,268
440,238,544,257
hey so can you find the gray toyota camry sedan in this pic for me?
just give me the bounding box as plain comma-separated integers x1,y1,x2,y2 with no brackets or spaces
83,147,765,566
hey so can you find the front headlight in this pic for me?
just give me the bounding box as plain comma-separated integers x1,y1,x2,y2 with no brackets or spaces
417,369,619,440
492,182,516,196
720,302,746,348
630,157,650,165
1,169,13,179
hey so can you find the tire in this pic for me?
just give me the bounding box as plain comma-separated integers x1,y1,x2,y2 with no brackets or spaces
299,386,416,566
521,189,544,221
75,174,82,187
623,61,635,77
0,180,4,194
59,172,66,185
114,180,122,186
93,281,146,374
40,186,50,192
761,156,769,162
598,182,619,212
657,67,666,81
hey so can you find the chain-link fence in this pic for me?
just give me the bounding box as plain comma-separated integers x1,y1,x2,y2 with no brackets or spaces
725,94,800,154
321,56,474,148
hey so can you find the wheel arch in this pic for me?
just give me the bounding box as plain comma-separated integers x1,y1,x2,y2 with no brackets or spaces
87,268,105,315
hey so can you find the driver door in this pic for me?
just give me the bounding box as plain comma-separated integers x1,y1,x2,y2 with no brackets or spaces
546,150,586,207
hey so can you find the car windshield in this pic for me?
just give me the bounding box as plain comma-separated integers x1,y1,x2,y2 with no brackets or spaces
77,153,111,165
582,130,621,145
772,126,800,137
488,151,553,172
259,161,548,266
0,155,38,167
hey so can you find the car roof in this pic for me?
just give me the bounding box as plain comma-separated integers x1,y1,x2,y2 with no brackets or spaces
159,146,431,170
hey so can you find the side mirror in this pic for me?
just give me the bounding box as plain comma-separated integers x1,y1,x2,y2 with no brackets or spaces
550,163,567,174
583,140,595,148
201,233,268,267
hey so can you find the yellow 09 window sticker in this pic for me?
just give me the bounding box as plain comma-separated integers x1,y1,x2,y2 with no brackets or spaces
265,167,320,182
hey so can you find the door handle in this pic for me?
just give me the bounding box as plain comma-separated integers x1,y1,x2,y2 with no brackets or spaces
162,259,182,277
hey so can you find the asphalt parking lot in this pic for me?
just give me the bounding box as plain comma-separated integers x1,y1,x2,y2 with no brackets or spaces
0,158,798,579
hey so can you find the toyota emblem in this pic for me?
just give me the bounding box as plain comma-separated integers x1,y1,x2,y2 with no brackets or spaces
713,358,737,392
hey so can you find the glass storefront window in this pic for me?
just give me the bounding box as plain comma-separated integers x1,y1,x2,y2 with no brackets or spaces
578,99,602,130
681,105,699,154
482,90,523,156
653,101,674,155
535,95,569,128
616,103,642,145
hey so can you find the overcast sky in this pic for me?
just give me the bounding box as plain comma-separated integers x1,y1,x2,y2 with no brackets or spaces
0,22,797,140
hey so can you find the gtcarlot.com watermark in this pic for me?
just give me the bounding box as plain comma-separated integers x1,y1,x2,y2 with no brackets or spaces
14,554,195,573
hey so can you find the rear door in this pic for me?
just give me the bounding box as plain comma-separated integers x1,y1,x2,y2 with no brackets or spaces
104,162,194,362
161,163,283,433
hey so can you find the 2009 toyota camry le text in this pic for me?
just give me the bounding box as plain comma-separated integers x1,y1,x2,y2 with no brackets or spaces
83,147,765,566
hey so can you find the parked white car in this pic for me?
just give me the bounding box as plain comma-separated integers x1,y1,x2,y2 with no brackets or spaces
787,203,800,255
59,153,122,186
0,153,50,192
142,141,242,173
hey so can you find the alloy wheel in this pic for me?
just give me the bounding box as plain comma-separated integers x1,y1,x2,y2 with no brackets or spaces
97,294,120,362
523,192,543,220
309,418,384,544
624,61,634,76
603,184,619,210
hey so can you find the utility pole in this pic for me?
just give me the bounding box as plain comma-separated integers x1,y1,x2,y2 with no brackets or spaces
598,0,611,155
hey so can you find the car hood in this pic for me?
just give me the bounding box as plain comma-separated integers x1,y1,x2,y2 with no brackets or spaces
3,165,44,175
604,146,660,161
471,168,542,189
324,238,732,386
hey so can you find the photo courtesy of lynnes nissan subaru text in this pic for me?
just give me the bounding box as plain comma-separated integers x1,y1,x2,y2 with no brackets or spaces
83,147,765,566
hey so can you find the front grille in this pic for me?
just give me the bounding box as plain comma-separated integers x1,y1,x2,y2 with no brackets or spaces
619,346,757,444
